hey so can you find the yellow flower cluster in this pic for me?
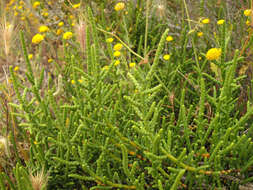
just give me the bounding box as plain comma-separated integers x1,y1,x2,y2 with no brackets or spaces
163,35,173,61
102,65,109,70
113,51,121,57
73,3,81,9
63,32,73,40
106,38,114,43
32,33,44,44
39,25,49,33
197,32,203,37
113,43,123,51
58,21,64,27
113,43,123,58
244,9,252,16
163,54,171,61
114,60,120,66
205,48,221,60
33,1,40,9
217,19,225,25
56,29,63,35
14,66,19,71
42,12,49,17
48,58,53,63
201,18,210,24
166,36,173,42
129,62,136,68
114,2,125,11
28,54,33,60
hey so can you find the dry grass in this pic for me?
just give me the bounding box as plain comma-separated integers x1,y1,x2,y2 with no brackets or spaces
29,169,48,190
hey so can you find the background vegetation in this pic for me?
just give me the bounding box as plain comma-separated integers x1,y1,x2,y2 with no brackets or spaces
0,0,253,189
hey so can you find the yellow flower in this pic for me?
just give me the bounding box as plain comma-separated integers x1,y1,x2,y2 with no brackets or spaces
163,54,171,61
39,25,49,33
54,16,59,21
113,51,121,57
28,54,33,60
166,36,173,42
42,12,49,17
14,66,19,71
113,43,123,51
102,65,109,70
28,13,34,18
129,62,136,68
32,33,44,44
78,79,83,83
56,29,63,35
114,60,120,66
71,80,75,84
58,21,64,27
63,32,73,40
244,9,252,16
201,18,210,24
197,32,203,37
7,78,12,83
48,58,53,63
106,38,114,43
205,48,221,60
217,19,225,25
246,20,251,26
33,1,40,9
73,3,81,9
69,15,74,19
114,2,125,11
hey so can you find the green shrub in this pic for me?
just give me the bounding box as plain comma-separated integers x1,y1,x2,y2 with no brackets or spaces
1,1,253,189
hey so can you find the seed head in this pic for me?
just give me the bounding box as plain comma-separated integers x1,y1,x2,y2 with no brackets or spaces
74,19,86,54
0,18,16,58
0,136,10,157
29,169,48,190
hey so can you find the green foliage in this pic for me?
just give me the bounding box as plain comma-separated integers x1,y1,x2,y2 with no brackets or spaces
1,1,253,190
